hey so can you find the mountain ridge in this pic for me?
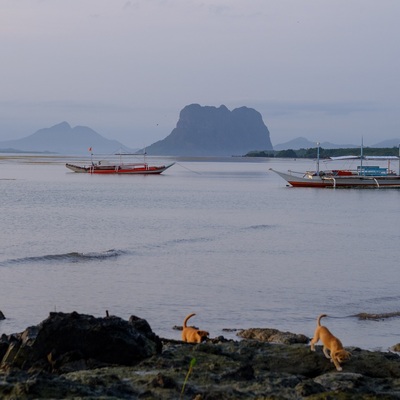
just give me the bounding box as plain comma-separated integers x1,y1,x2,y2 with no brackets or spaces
0,122,135,155
1,114,398,155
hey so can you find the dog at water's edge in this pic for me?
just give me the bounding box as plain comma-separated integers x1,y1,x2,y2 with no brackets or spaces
310,314,351,371
181,313,209,343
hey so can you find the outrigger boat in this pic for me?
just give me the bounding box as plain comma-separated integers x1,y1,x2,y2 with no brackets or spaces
66,150,174,175
270,143,400,188
66,161,174,175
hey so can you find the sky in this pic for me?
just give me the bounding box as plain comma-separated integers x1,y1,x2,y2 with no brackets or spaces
1,0,400,148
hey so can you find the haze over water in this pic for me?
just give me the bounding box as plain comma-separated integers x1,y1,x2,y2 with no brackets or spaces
1,155,399,351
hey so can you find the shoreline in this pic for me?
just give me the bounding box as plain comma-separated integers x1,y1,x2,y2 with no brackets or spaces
1,311,400,399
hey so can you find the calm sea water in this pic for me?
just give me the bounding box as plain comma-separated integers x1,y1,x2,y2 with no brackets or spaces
0,154,399,351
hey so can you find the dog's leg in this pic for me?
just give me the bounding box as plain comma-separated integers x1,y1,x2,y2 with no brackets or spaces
310,332,319,351
330,351,344,371
332,357,342,371
322,346,331,359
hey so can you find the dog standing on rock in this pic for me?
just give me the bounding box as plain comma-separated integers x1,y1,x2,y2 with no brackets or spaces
181,313,209,343
310,314,351,371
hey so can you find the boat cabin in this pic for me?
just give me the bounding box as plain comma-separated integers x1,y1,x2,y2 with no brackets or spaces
357,166,388,176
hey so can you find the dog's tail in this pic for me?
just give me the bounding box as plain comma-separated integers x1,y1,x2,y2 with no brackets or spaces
317,314,327,326
183,313,196,328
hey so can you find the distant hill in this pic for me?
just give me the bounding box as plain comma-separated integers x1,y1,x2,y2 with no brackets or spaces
274,137,400,150
273,137,357,150
372,138,400,148
145,104,273,156
0,122,135,155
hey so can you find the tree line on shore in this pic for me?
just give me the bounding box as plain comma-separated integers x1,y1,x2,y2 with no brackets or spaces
246,146,400,159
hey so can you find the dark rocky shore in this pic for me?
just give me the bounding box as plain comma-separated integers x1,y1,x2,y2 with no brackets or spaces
1,311,400,399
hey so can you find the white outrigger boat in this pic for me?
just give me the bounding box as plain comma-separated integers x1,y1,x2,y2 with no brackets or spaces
270,143,400,188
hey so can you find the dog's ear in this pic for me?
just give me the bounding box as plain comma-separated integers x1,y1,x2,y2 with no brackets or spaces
335,349,351,361
339,349,351,358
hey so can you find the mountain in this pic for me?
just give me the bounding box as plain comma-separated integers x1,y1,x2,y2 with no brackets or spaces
145,104,273,156
273,137,358,150
372,139,400,148
0,122,134,155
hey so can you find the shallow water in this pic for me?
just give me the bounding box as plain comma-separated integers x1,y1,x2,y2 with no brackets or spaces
0,154,399,351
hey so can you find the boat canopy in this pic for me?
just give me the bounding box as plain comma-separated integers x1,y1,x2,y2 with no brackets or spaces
329,155,399,161
329,156,359,160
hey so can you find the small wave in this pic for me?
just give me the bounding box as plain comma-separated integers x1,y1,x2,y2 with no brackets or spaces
367,295,400,303
0,249,124,267
245,224,276,230
168,237,212,245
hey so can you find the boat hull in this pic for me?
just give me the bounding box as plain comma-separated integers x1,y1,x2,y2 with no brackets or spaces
66,163,174,175
269,169,400,188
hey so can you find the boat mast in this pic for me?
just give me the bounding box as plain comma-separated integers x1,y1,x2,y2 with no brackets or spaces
360,137,364,175
398,143,400,176
316,142,320,175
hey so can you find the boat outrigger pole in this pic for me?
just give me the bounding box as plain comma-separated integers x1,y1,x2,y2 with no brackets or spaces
316,142,320,175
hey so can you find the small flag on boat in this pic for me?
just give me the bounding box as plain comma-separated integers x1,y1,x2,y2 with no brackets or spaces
88,147,92,152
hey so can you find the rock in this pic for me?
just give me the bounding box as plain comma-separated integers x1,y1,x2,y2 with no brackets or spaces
237,327,310,344
313,372,367,392
151,372,177,389
355,312,400,320
1,315,400,399
0,311,162,372
0,310,5,320
146,104,273,156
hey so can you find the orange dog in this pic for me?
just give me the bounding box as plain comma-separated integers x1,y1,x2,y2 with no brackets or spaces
310,314,351,371
181,313,209,343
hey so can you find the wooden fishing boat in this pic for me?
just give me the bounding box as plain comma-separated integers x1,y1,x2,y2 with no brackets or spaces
66,161,174,175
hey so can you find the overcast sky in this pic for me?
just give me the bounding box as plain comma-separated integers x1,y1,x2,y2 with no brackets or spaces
1,0,399,148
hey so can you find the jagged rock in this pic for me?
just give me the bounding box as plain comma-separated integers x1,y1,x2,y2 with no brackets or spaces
313,372,368,392
237,327,310,344
0,310,5,320
1,316,400,399
356,311,400,320
0,312,162,371
146,104,273,156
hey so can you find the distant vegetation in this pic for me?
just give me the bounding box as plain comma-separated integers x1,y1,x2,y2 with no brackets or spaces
246,147,400,158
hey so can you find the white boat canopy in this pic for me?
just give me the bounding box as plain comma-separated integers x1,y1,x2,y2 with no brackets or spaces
329,155,400,161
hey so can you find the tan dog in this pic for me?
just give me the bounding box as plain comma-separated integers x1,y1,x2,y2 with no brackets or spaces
181,313,209,343
310,314,351,371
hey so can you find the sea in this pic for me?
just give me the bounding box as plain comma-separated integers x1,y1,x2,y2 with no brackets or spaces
0,154,399,352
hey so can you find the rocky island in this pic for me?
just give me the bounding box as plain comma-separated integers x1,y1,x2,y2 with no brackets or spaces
1,311,400,399
145,104,273,156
